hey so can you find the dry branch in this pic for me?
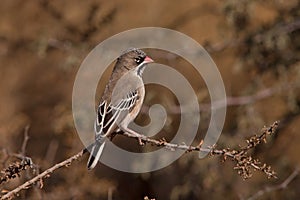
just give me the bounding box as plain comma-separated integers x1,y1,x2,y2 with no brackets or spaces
0,121,279,199
247,168,299,200
1,150,85,200
0,158,32,185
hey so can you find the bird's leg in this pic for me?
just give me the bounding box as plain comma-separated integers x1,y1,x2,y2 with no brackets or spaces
120,126,145,145
109,129,123,141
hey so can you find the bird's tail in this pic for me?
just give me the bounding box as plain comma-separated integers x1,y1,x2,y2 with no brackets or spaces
87,138,106,170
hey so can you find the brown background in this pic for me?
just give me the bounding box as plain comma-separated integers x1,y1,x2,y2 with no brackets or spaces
0,0,300,199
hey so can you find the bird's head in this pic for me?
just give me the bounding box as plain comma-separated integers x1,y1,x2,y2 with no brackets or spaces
116,48,154,73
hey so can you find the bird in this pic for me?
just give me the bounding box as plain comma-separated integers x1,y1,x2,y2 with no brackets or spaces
87,48,154,170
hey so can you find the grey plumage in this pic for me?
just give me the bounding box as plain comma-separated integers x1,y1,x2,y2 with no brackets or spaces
87,48,153,170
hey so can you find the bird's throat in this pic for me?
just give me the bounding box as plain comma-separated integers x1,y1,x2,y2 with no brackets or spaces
137,64,146,77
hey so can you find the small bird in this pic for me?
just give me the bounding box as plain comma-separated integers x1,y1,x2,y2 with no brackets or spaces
87,48,154,170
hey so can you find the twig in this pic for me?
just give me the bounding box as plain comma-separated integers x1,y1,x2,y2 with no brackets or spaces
205,18,300,53
223,80,297,112
1,121,279,199
0,149,87,200
44,140,59,165
107,187,114,200
0,126,34,185
118,121,279,179
0,157,32,185
247,168,299,200
151,82,300,114
21,125,30,156
144,196,156,200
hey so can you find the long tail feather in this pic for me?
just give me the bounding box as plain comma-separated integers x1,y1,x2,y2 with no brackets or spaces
87,139,106,170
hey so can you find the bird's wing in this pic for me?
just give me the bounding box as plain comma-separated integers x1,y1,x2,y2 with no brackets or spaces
94,90,139,138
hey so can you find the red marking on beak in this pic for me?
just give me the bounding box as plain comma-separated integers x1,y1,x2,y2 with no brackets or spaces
144,56,154,63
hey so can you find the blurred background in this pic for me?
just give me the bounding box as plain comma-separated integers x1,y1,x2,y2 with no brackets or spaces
0,0,300,199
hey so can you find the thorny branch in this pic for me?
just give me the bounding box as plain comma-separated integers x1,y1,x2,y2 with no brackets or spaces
0,121,279,199
120,121,279,179
0,150,86,200
246,168,299,200
0,126,34,185
0,158,32,185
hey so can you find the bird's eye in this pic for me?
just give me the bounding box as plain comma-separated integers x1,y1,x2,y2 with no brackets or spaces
135,56,144,64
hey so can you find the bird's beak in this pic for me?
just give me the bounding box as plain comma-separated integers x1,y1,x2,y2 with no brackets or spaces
144,56,154,63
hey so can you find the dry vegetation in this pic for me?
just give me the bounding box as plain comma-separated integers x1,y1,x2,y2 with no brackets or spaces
0,0,300,199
